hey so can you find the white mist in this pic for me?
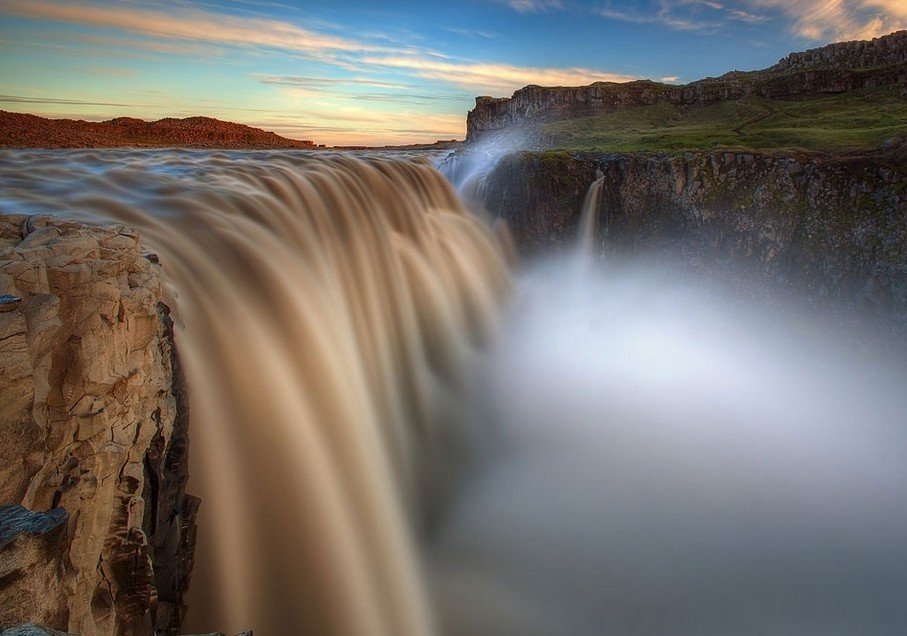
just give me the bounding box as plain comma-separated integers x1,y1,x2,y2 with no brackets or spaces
430,256,907,636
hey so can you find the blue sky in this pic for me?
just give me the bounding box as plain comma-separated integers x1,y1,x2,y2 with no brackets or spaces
0,0,903,145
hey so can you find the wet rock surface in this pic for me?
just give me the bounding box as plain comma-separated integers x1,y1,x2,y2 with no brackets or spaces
0,216,195,635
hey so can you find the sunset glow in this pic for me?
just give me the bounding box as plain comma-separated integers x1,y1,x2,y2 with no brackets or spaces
1,0,903,145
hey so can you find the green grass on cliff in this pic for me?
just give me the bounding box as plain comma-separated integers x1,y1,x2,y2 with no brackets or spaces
541,86,907,152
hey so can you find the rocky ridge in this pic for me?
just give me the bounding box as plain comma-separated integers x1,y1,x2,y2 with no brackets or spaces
0,216,195,634
0,113,317,149
466,30,907,142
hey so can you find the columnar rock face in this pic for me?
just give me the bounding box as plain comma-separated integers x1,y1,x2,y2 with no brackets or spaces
0,216,196,635
466,30,907,142
480,144,907,323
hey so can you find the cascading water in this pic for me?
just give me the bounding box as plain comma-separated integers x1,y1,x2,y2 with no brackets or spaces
0,149,509,636
577,169,605,254
2,148,906,636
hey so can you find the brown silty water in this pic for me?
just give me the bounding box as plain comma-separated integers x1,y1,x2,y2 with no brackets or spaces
0,149,511,636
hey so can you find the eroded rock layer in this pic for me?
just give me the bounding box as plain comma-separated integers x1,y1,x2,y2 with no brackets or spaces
0,216,195,635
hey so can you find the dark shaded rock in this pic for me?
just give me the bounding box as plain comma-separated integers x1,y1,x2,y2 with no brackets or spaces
479,145,907,328
0,626,252,636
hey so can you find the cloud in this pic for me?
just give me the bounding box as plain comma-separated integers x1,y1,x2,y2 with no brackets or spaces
253,75,415,90
255,75,471,106
598,0,767,32
746,0,906,41
61,32,224,57
361,56,636,93
442,27,496,39
605,0,905,40
1,0,635,96
247,109,467,145
0,94,157,108
493,0,564,13
0,0,383,55
660,76,682,82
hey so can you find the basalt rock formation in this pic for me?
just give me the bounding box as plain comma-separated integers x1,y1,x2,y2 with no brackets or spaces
466,30,907,142
479,142,907,324
0,216,195,635
0,113,316,149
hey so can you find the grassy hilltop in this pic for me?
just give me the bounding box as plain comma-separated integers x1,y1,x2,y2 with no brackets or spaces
541,86,907,153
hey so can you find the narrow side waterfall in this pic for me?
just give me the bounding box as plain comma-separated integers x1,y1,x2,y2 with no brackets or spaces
577,171,605,254
0,150,510,636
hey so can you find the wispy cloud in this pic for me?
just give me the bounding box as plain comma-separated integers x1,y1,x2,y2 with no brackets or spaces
254,75,471,106
442,26,496,39
361,56,635,93
600,0,905,39
0,94,157,108
0,0,651,143
247,108,466,145
598,0,767,32
747,0,906,41
493,0,564,14
0,0,633,96
0,0,383,55
61,32,224,57
253,75,415,90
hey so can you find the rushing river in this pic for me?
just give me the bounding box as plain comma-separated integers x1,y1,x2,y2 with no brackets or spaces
1,149,906,636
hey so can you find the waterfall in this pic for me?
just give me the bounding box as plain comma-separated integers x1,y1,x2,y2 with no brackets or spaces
0,149,510,636
3,149,907,636
577,170,605,255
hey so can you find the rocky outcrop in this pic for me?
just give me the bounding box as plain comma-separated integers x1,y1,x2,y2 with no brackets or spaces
479,143,907,323
0,216,196,634
466,30,907,142
0,113,317,149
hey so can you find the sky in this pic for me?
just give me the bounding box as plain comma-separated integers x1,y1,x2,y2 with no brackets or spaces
0,0,904,146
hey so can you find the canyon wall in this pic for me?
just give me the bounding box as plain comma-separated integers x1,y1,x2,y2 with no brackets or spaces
0,216,195,635
466,30,907,142
479,143,907,324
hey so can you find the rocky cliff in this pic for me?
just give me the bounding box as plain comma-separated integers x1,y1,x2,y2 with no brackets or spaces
478,142,907,324
466,30,907,142
0,216,195,634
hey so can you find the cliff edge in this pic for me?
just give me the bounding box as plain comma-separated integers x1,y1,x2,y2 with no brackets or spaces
466,30,907,144
0,216,195,635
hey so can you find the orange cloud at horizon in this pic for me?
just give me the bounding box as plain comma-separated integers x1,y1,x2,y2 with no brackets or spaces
361,56,636,94
750,0,906,41
0,0,380,55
